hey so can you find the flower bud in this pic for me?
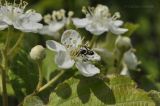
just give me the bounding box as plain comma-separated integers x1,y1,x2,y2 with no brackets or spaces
30,45,45,61
115,36,132,53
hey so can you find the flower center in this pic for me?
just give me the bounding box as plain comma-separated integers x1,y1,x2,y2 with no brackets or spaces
44,9,70,24
82,5,121,22
69,46,94,62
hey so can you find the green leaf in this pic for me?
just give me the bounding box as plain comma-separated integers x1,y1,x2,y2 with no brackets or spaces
48,76,115,106
42,49,57,81
48,76,155,106
123,22,139,37
109,76,155,106
23,96,44,106
8,49,38,101
148,90,160,106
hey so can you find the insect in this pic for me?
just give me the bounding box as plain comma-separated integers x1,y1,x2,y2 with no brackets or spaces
79,46,94,56
61,30,100,61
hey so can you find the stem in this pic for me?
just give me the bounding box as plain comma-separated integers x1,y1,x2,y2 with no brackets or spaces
1,50,8,106
18,70,65,106
36,61,43,90
89,35,98,48
7,32,24,56
114,49,124,74
4,27,12,50
38,70,65,92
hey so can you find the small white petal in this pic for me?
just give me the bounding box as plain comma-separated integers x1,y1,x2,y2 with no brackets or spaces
120,63,130,76
39,25,56,35
0,6,13,25
21,21,43,32
55,51,75,69
72,18,90,28
0,21,8,30
123,51,138,70
76,61,100,77
25,10,42,22
108,20,128,35
61,30,82,49
46,40,66,52
86,24,108,35
109,26,128,35
114,28,128,35
113,20,123,27
49,21,65,32
86,51,101,61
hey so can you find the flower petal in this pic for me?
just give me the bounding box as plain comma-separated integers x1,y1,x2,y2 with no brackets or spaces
76,61,100,77
49,21,65,32
0,21,8,30
61,30,82,49
110,26,128,35
55,51,75,69
123,51,138,70
21,21,43,32
120,63,130,76
113,20,123,27
25,10,42,22
39,25,56,36
72,18,90,28
86,51,101,61
109,20,128,35
46,40,66,52
86,24,108,35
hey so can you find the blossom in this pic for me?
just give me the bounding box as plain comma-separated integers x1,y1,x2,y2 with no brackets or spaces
46,29,101,77
39,9,74,36
72,4,128,35
120,50,139,75
0,0,43,32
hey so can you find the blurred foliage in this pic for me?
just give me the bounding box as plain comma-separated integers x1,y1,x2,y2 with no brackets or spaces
0,0,160,105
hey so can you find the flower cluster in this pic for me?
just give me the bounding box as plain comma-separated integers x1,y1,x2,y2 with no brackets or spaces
0,0,139,77
72,4,128,35
0,0,42,32
39,9,74,36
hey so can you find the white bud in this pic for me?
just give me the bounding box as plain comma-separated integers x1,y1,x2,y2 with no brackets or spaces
115,36,132,53
30,45,45,61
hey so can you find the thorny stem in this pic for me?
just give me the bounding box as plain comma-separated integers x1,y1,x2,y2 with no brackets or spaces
7,32,24,56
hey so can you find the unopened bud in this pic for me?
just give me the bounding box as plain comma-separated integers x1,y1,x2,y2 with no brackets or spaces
115,36,132,53
30,45,45,61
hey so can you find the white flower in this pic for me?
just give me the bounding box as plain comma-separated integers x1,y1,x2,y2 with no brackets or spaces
0,0,43,32
72,4,128,35
46,29,101,77
123,50,139,70
39,10,74,36
120,50,139,75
